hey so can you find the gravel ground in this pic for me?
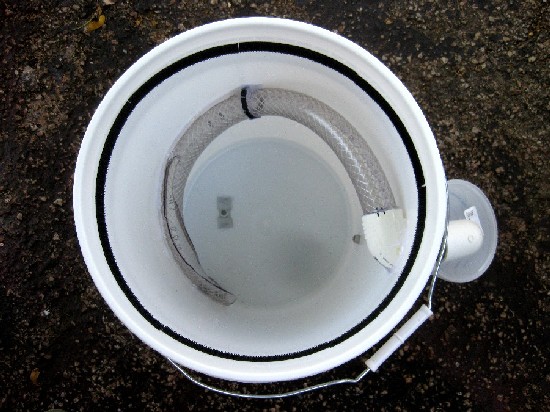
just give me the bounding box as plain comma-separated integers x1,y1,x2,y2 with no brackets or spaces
1,1,548,411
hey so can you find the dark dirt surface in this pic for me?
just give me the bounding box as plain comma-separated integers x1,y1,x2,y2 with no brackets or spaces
1,1,549,411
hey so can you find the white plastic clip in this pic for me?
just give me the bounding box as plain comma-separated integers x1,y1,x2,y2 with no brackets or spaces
362,208,406,269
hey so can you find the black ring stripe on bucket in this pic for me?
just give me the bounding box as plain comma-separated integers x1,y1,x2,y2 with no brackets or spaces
95,41,427,362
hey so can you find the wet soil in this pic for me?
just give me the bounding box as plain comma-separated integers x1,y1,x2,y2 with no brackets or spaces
1,1,548,411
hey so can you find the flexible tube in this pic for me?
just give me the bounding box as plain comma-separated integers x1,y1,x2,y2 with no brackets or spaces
164,87,397,303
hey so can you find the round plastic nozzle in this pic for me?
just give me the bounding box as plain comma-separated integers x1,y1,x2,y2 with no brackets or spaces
439,179,498,283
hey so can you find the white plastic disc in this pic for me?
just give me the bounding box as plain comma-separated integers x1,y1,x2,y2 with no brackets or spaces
439,179,498,282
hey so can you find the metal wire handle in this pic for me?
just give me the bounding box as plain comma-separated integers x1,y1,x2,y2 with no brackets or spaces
168,359,372,399
167,239,445,399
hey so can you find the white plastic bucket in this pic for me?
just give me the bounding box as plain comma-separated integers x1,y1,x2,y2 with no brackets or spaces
73,18,447,383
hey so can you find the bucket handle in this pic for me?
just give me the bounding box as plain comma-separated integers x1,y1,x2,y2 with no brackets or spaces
167,240,445,399
168,358,372,399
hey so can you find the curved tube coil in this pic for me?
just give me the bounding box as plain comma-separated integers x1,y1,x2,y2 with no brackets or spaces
163,88,397,304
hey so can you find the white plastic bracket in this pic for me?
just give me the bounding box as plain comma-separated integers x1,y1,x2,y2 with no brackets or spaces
362,208,406,269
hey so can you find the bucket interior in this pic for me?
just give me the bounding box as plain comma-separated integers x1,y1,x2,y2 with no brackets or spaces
102,49,419,358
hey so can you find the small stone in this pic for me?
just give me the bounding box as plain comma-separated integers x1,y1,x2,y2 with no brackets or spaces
30,369,40,385
16,212,23,220
472,126,481,134
53,198,64,206
53,233,60,241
